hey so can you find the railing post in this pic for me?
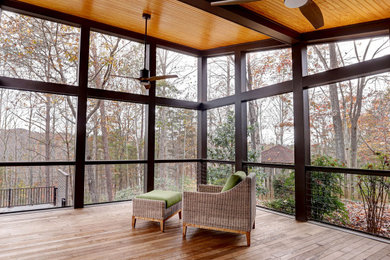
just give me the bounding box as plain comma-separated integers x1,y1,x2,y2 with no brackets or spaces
53,187,57,206
8,188,11,208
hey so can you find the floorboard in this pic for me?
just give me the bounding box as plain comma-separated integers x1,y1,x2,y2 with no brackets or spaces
0,202,389,259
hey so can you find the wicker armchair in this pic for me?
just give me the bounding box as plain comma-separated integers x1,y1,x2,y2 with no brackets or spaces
182,172,256,246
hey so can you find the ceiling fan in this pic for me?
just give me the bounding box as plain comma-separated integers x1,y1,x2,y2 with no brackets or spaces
209,0,324,29
113,13,178,89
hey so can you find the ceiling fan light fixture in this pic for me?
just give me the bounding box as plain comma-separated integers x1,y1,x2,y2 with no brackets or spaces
284,0,308,8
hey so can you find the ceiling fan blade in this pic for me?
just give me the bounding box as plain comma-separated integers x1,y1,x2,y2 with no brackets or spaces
210,0,260,6
299,0,324,29
111,75,141,81
148,75,178,81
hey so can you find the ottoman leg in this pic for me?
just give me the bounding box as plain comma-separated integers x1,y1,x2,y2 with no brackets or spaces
132,216,136,229
246,232,251,247
182,223,187,237
160,220,164,232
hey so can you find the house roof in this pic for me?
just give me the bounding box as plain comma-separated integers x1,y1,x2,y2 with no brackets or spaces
261,145,294,164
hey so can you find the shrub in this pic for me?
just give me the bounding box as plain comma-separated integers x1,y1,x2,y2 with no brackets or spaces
265,171,295,214
358,152,390,234
310,156,348,223
265,155,348,223
273,171,295,200
265,198,295,215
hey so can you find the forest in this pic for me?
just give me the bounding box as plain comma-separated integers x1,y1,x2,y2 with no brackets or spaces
0,9,389,237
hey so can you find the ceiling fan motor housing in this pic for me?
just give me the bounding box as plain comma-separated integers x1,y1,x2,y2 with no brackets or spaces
140,68,150,81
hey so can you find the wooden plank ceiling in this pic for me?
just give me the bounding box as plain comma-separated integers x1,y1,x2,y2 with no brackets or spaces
14,0,268,50
243,0,390,33
11,0,390,50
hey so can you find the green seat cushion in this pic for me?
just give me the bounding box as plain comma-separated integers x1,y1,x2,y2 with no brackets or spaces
135,190,182,208
221,171,247,192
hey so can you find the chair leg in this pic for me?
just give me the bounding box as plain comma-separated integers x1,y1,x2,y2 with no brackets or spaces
178,210,182,220
253,221,255,229
132,216,136,229
160,220,164,232
182,223,187,237
246,232,251,247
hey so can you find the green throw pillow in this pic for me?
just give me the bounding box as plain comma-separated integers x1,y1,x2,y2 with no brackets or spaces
234,171,247,180
221,174,242,192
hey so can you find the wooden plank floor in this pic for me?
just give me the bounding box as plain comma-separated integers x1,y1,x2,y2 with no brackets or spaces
1,202,389,260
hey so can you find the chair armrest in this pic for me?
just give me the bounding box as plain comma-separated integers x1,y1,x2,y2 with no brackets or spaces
198,184,223,193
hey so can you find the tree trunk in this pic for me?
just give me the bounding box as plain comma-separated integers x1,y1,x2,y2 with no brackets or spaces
93,115,99,202
45,95,52,187
28,93,34,187
99,101,113,201
328,43,346,164
226,56,231,96
246,55,260,159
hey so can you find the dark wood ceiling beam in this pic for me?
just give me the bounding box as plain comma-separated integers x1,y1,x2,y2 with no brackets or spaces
178,0,300,44
301,18,390,44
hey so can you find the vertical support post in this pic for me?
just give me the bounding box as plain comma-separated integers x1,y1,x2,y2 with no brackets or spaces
292,43,309,221
234,51,247,172
74,26,90,208
303,78,311,219
197,56,208,185
145,42,156,192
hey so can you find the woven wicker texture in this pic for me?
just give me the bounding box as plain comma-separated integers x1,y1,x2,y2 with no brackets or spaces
133,198,182,220
198,184,223,193
183,172,256,232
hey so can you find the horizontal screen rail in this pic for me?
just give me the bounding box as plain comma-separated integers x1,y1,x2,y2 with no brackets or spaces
306,166,390,177
243,162,295,169
155,159,202,163
0,77,79,96
204,159,236,165
85,160,147,165
0,161,76,167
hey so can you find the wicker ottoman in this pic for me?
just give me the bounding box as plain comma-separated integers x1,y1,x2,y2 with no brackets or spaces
132,190,182,232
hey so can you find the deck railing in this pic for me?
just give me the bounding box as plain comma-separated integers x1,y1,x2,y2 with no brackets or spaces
0,186,57,208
